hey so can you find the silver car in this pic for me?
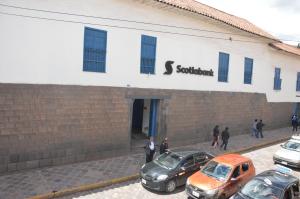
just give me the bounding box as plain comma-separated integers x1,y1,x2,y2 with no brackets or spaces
273,135,300,168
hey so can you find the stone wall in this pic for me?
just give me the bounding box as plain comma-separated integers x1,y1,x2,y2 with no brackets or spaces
0,84,294,173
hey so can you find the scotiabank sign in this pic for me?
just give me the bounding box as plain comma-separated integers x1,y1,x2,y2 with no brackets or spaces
164,60,214,77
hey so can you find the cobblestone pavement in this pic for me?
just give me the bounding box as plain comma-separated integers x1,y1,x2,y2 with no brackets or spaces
0,127,296,199
62,143,300,199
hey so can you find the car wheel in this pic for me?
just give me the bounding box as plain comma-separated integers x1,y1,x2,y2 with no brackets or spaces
166,180,176,193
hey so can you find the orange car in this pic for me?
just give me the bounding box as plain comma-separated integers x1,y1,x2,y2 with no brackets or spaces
186,154,255,199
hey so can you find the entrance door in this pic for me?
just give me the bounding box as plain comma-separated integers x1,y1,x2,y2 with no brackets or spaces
149,99,159,137
294,103,300,116
131,99,159,149
131,99,144,139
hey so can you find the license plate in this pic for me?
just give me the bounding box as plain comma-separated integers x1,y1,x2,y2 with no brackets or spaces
281,161,288,165
141,179,146,184
192,190,200,197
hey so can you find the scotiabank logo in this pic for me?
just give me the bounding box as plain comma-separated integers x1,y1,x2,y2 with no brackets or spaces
164,61,174,75
163,60,214,77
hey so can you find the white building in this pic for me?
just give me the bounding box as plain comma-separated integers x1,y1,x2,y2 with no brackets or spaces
0,0,299,173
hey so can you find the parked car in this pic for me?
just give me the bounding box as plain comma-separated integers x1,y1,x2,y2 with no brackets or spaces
140,150,214,192
230,166,300,199
186,154,255,199
273,135,300,168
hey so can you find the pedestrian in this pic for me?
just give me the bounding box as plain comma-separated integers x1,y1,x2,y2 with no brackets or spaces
159,137,169,154
220,127,230,150
292,115,298,132
144,137,156,163
252,119,258,137
211,125,220,148
256,120,265,138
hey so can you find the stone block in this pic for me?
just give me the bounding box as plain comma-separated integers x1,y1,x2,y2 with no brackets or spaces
26,160,39,169
0,165,7,173
7,163,17,172
9,154,19,163
39,159,53,168
16,162,27,170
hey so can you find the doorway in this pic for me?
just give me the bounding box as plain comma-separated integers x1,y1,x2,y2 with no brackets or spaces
131,99,159,148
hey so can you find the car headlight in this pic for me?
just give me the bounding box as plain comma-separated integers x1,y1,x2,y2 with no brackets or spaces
156,174,168,181
186,178,190,185
205,188,219,196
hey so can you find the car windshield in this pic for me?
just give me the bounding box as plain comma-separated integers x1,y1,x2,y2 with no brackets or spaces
240,178,283,199
201,161,231,181
282,141,300,152
154,152,182,170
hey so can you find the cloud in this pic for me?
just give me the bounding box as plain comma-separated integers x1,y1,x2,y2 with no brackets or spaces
272,0,300,13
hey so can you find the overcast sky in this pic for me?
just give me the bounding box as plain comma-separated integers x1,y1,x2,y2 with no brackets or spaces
197,0,300,45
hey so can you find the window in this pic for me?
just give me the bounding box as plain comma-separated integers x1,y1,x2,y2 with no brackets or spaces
194,153,206,164
182,156,194,168
83,27,107,72
242,163,249,172
244,57,253,84
274,67,282,90
232,166,240,178
296,72,300,91
140,35,157,74
218,52,230,82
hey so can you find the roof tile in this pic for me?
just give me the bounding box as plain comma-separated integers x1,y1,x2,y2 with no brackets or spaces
154,0,278,41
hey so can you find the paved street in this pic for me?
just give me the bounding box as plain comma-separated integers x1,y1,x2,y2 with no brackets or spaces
61,142,300,199
0,127,294,199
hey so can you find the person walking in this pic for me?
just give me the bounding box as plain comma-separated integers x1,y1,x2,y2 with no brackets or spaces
144,137,156,163
252,119,258,138
220,127,230,150
211,125,220,148
292,115,298,132
256,120,265,138
159,137,169,154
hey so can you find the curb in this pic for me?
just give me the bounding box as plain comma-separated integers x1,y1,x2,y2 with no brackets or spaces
28,136,291,199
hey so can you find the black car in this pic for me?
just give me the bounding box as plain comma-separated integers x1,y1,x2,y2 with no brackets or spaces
230,168,300,199
140,150,214,193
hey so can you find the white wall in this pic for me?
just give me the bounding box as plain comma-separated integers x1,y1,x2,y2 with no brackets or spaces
0,0,299,102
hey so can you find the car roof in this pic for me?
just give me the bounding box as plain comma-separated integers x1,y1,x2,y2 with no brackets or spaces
289,135,300,143
255,170,298,190
169,150,207,158
213,154,251,167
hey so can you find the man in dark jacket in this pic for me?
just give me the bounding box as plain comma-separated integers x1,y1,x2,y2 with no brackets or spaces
220,127,230,150
211,125,220,148
256,120,265,138
159,137,169,154
292,115,298,132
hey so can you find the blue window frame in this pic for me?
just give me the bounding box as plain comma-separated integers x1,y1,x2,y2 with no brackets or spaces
140,35,157,74
296,72,300,91
244,57,253,84
274,67,282,90
83,27,107,72
218,52,230,82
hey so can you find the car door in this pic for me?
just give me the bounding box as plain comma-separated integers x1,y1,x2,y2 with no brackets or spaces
225,165,243,197
240,162,253,186
176,155,195,186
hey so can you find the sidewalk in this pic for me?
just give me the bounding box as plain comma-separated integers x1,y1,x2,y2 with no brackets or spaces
0,127,295,199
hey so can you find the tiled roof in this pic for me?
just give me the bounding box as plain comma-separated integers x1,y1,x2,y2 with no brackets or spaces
153,0,279,41
269,43,300,57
